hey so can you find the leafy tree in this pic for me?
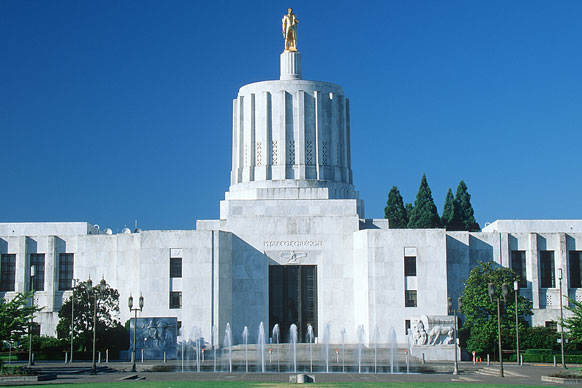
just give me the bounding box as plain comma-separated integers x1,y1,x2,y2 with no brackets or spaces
455,180,480,231
385,186,408,228
407,174,440,228
56,279,127,352
0,292,42,343
459,260,533,356
441,188,457,230
563,298,582,345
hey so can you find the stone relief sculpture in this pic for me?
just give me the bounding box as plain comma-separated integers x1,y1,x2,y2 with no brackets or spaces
428,325,454,345
411,315,454,346
411,320,428,345
131,317,178,360
282,8,299,51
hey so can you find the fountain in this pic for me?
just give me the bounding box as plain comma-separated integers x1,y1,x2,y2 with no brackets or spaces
272,324,280,372
373,324,380,373
356,325,364,373
257,322,266,372
289,324,298,372
223,323,232,372
321,323,331,373
242,326,249,372
340,328,346,373
212,323,218,372
389,326,398,374
306,324,314,372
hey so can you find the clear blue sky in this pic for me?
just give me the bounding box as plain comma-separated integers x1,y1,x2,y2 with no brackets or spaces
1,1,581,231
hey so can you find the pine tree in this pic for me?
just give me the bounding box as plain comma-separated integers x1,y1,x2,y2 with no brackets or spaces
405,203,413,218
441,188,456,230
407,174,441,228
384,186,408,228
455,180,480,232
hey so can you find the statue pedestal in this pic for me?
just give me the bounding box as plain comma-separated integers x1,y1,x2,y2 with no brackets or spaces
410,344,458,361
280,51,302,80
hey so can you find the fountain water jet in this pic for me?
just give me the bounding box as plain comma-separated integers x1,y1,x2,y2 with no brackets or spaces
356,325,365,373
257,322,266,372
212,324,217,372
321,323,331,373
389,326,398,374
242,326,249,372
289,324,298,373
223,323,232,372
306,324,314,372
340,328,346,373
272,324,280,372
373,324,380,374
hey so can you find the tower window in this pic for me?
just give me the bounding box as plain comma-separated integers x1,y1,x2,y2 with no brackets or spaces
170,258,182,278
405,290,417,307
170,291,182,309
404,256,417,277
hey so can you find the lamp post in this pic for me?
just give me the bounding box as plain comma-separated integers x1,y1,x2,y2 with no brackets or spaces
128,293,144,373
514,280,520,366
448,296,462,375
88,277,107,375
558,269,567,369
70,278,79,363
488,282,509,377
28,265,35,367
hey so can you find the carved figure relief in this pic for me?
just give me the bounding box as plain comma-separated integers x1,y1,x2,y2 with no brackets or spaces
411,315,454,346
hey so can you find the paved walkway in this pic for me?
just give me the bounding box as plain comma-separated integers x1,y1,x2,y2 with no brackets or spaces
1,361,577,386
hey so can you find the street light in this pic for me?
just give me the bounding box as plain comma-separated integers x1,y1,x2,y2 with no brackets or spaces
70,278,79,363
88,277,107,375
514,280,520,366
558,269,567,369
488,282,509,377
448,296,462,375
128,293,144,373
28,265,35,367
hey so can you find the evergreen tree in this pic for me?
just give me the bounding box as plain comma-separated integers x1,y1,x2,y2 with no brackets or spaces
405,203,413,217
455,180,480,231
407,174,441,228
384,186,408,228
441,188,456,230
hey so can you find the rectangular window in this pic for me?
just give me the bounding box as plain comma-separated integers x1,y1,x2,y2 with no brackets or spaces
30,254,45,291
170,291,182,309
170,258,182,278
569,251,582,288
0,254,16,292
540,251,555,288
511,250,527,288
545,321,557,331
31,323,41,336
404,257,417,277
58,253,74,291
405,290,417,307
405,319,411,335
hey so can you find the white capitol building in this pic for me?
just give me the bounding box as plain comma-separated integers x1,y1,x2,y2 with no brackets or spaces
1,17,581,356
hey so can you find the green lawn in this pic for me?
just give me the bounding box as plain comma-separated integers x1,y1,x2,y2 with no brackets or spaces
10,382,561,388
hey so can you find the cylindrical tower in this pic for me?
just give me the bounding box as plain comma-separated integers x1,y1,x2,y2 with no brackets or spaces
227,51,358,202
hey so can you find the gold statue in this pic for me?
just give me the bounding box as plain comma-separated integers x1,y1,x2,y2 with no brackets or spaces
282,8,299,52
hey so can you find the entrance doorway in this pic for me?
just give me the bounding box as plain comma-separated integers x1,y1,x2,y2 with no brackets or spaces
269,265,317,343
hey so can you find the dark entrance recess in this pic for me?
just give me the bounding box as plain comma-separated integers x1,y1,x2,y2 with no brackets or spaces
269,265,317,343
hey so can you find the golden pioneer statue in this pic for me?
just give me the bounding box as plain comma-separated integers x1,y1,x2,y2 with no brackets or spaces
282,8,299,52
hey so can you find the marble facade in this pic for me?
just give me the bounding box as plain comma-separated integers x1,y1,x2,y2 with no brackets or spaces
1,49,581,359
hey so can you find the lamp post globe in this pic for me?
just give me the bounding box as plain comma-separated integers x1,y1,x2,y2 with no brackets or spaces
129,293,144,373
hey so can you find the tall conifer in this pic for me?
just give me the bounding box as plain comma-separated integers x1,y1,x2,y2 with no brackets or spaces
455,180,480,232
408,174,441,228
385,186,408,228
441,188,456,230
